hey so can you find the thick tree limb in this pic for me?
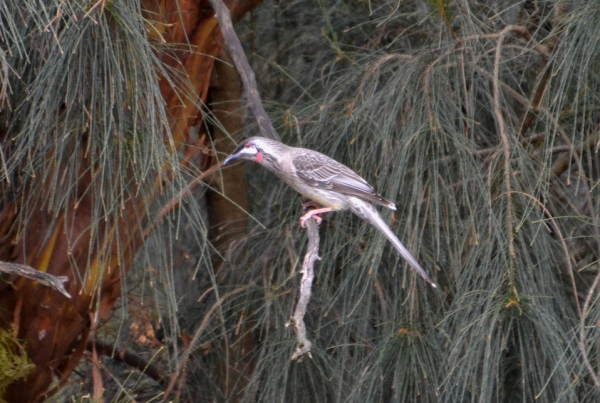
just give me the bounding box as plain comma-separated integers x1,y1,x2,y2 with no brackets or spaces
0,261,71,298
207,0,281,141
286,215,320,361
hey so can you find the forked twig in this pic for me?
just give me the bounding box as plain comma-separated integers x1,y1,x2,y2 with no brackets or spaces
286,215,320,361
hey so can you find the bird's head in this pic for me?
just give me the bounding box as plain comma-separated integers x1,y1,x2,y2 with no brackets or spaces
223,137,284,167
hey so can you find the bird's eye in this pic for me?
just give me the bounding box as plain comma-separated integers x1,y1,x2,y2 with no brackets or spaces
245,143,252,148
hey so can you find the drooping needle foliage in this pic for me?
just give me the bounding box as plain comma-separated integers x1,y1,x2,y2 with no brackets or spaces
2,0,600,402
205,1,600,402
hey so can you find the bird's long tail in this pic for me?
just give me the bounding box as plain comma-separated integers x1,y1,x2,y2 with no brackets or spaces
348,197,437,288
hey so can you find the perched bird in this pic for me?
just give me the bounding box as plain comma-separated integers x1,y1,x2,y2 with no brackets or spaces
224,137,437,288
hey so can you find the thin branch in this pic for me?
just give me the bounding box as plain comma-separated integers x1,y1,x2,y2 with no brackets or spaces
142,163,221,239
460,26,551,59
286,214,320,361
347,53,412,115
142,162,265,239
422,49,455,130
492,26,517,273
207,0,280,141
163,283,254,401
509,191,581,319
492,81,600,388
0,261,71,298
86,339,168,388
511,167,600,388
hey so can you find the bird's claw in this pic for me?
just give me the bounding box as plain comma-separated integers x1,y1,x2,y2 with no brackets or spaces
299,206,334,227
300,211,323,227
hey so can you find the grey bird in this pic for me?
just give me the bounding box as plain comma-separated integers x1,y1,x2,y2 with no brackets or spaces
224,137,437,288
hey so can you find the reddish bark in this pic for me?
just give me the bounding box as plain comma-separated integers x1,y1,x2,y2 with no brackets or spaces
0,173,140,401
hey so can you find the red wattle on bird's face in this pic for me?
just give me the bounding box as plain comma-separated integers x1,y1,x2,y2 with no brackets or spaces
256,152,263,163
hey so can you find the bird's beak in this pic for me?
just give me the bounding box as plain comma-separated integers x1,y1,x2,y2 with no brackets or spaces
223,154,238,165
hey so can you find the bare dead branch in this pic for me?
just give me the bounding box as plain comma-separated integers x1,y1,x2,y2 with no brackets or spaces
207,0,280,141
286,214,320,361
0,261,70,298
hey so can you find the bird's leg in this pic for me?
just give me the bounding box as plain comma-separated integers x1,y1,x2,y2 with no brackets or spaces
301,199,322,225
300,208,335,226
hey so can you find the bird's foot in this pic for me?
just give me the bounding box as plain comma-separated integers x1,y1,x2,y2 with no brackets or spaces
300,211,322,226
299,207,335,227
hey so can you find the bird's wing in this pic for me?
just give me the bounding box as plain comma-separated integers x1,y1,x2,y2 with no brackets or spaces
292,151,395,208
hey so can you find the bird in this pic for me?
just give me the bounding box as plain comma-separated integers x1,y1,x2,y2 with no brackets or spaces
223,136,437,288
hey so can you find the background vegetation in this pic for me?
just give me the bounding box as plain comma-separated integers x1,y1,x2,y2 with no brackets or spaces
1,0,599,402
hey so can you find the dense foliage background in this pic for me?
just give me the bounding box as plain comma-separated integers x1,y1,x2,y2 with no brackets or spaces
1,0,599,402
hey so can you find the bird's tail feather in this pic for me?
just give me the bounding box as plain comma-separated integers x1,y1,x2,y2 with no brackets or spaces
348,198,437,288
